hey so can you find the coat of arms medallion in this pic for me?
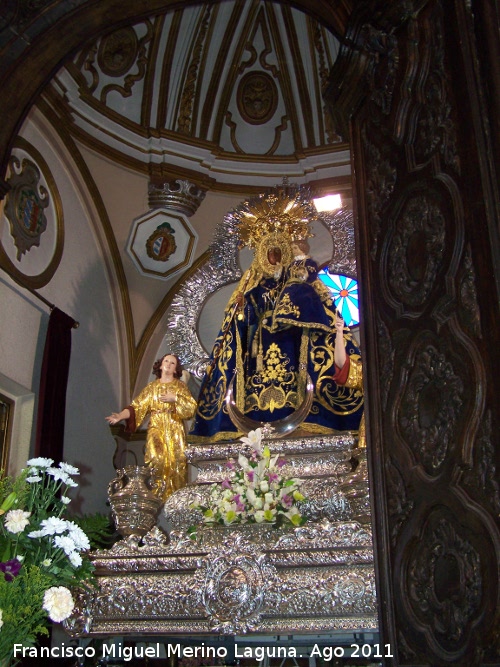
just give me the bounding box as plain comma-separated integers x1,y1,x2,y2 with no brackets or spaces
4,157,49,259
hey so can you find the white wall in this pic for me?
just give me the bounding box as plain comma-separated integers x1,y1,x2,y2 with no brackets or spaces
0,109,120,515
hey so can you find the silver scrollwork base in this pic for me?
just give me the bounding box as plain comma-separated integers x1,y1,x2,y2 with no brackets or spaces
68,433,376,637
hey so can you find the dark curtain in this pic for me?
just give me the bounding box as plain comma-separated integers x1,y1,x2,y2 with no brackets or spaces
35,307,76,462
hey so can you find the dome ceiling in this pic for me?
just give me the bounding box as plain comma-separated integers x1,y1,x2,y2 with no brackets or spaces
46,0,350,191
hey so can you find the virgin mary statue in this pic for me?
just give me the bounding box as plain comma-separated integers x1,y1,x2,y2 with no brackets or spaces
189,186,364,442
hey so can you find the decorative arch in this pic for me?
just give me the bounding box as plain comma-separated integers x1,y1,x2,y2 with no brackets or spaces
0,0,351,195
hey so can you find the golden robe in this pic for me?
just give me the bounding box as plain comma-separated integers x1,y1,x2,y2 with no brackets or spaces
126,378,197,499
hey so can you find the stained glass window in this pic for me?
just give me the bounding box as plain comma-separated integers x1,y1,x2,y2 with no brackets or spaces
318,268,360,327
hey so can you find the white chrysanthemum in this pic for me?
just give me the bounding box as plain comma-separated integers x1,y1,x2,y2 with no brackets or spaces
58,462,80,476
69,551,82,568
42,586,74,623
47,467,70,484
0,609,3,629
27,529,45,539
39,516,68,535
26,475,42,483
26,457,54,469
60,496,71,505
66,522,90,551
54,535,77,556
5,509,31,534
41,558,52,567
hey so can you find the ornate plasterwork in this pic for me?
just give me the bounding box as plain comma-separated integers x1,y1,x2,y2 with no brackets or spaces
4,157,49,259
126,208,197,280
50,3,349,185
0,139,64,288
97,27,140,78
176,5,212,136
310,20,343,144
148,179,206,217
237,71,279,125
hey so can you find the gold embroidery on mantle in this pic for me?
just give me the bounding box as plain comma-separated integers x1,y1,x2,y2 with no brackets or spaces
245,343,297,413
309,332,364,417
274,292,300,319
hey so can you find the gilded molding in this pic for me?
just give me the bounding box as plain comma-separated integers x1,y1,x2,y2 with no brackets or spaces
176,6,212,135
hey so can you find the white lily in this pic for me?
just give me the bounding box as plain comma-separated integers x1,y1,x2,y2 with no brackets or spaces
237,454,250,470
239,428,263,454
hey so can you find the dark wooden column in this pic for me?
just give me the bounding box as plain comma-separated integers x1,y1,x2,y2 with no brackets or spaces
325,1,500,665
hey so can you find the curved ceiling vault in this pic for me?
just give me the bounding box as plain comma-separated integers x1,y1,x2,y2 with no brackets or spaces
42,0,351,192
0,0,356,392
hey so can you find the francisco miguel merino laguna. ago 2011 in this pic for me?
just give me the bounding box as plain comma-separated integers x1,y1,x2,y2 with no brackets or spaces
13,640,394,662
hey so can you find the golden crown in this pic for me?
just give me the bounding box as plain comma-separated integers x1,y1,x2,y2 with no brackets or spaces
235,182,317,249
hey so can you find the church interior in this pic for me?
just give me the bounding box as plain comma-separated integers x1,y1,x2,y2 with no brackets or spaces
0,1,499,666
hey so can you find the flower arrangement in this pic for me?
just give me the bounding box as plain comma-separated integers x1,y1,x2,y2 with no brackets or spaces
190,429,306,527
0,458,96,664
